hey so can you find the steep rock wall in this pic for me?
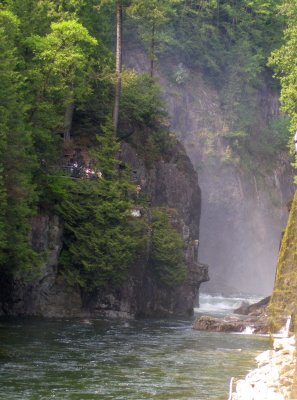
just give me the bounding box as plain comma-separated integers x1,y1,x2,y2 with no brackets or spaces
0,142,208,318
269,190,297,330
123,50,294,295
268,190,297,397
164,77,294,295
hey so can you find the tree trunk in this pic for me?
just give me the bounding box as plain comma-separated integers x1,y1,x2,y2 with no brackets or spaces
113,0,123,135
150,21,155,78
64,102,75,142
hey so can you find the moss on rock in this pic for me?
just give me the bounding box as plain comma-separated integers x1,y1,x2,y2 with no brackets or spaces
269,190,297,333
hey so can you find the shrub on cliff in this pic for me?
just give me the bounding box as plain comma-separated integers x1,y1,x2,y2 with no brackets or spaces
119,72,174,165
50,124,148,289
150,208,186,287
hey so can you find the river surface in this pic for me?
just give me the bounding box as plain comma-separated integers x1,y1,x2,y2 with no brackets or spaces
0,294,269,400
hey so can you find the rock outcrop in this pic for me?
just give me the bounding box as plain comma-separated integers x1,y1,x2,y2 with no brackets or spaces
123,49,294,295
0,141,208,318
234,296,270,316
193,313,269,334
165,77,294,295
85,141,209,318
0,215,83,318
193,296,270,333
232,336,296,400
269,191,297,333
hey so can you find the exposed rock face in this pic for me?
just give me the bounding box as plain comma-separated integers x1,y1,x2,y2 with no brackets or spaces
193,296,270,333
0,215,83,318
193,313,269,334
232,336,296,400
123,49,294,295
0,142,208,318
164,77,294,295
269,190,297,333
81,142,209,318
234,296,270,316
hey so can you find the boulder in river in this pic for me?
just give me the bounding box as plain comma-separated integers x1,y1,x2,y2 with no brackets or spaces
193,315,246,333
193,313,269,334
234,296,270,316
193,297,270,333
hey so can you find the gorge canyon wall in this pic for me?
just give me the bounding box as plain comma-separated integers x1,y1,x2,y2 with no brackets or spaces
124,50,294,295
0,140,208,318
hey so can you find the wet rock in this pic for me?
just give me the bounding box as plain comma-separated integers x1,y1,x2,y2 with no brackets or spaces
232,336,296,400
234,301,250,315
193,312,269,334
193,315,246,332
234,296,270,316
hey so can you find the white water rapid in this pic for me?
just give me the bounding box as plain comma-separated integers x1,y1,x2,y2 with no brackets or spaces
196,293,262,317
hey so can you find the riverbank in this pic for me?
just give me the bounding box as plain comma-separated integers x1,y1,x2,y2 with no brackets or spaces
231,336,296,400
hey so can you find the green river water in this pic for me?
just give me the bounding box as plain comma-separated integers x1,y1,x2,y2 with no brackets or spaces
0,295,269,400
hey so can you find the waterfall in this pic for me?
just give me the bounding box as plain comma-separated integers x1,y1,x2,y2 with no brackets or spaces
274,315,291,338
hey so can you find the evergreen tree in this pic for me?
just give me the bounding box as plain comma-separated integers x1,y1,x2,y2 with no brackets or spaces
150,208,186,288
52,122,147,288
269,0,297,130
0,10,37,273
127,0,181,77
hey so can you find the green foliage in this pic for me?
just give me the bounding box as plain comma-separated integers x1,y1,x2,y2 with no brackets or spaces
2,0,289,294
269,190,297,332
0,9,38,273
150,208,186,288
269,22,297,129
27,19,97,109
172,63,189,85
0,0,172,288
50,124,148,288
127,0,181,63
168,0,283,81
119,72,174,163
124,0,287,177
269,116,291,151
268,0,297,174
120,71,165,129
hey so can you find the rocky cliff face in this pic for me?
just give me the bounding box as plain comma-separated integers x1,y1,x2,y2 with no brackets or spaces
0,141,208,318
118,141,209,317
0,215,82,318
269,190,297,331
162,72,294,295
123,50,294,295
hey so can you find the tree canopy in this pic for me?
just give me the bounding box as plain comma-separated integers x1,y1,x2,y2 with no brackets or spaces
0,0,295,287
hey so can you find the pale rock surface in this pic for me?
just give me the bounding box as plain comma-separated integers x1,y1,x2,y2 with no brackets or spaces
232,336,296,400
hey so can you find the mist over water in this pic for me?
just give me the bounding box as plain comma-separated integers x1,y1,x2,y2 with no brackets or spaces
197,293,262,316
156,58,293,297
163,77,292,297
123,48,293,297
196,166,288,296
